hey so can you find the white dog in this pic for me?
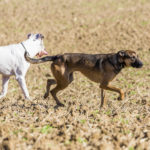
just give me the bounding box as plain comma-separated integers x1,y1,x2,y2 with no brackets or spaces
0,33,48,99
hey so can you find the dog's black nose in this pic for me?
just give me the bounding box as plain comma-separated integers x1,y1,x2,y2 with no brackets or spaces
138,61,143,68
131,59,143,68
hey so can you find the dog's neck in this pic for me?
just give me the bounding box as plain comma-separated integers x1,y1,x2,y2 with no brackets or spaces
108,54,125,74
21,40,40,58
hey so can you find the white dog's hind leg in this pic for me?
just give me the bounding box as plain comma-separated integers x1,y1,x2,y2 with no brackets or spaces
0,76,10,98
16,76,30,99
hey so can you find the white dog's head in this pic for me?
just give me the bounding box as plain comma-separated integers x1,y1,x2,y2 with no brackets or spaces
27,33,48,57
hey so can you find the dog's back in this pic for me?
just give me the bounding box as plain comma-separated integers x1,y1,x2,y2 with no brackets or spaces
62,53,113,68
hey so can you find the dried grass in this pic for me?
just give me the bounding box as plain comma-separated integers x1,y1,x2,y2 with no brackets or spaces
0,0,150,149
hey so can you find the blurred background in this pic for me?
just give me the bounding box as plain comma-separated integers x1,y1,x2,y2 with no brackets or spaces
1,0,150,54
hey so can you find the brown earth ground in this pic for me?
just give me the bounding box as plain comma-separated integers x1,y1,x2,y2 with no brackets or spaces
0,0,150,149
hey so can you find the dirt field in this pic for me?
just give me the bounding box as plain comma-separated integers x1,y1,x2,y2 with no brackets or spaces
0,0,150,149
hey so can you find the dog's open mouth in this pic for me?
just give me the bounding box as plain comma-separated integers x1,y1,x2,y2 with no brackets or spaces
36,50,48,57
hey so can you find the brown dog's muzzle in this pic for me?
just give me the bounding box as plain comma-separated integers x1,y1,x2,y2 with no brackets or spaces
131,58,143,68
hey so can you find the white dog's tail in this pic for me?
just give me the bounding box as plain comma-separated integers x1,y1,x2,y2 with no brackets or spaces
24,51,58,64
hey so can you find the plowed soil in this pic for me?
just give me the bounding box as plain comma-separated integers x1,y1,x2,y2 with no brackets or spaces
0,0,150,149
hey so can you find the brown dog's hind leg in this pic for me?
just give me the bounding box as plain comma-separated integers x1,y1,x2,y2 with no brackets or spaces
50,63,73,107
51,85,65,107
44,79,56,99
100,84,124,101
51,76,73,107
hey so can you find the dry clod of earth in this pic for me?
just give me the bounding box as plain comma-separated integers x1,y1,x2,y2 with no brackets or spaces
0,0,150,149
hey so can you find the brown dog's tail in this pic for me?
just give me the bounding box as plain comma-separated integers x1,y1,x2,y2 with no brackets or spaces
24,51,58,64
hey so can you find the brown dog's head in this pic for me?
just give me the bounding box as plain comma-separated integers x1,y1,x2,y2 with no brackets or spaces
117,50,143,68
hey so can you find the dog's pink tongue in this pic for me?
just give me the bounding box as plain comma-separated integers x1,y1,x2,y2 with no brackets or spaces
38,50,48,57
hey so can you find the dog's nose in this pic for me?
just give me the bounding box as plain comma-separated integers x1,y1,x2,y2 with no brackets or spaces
138,61,143,68
131,59,143,68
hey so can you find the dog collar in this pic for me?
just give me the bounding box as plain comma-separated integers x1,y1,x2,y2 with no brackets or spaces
21,42,28,53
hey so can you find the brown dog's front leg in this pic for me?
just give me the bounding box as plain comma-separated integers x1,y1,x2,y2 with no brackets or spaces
100,84,124,100
100,88,107,108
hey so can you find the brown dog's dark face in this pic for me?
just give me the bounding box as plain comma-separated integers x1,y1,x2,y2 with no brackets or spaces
117,50,143,68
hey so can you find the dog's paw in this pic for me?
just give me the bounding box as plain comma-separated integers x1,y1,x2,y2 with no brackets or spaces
44,93,49,99
0,94,5,99
58,103,65,107
117,95,124,101
57,102,65,107
100,104,107,110
54,103,65,109
117,91,124,101
25,97,32,101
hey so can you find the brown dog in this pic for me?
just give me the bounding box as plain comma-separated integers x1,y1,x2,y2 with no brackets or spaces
25,50,143,108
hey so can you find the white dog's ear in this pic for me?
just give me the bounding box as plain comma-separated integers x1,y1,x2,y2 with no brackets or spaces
27,33,31,39
36,34,44,39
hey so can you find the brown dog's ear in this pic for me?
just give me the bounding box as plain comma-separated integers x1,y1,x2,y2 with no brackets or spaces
118,50,125,57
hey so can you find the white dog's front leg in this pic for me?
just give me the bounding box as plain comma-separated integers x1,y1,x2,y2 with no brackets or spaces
0,76,10,99
16,76,30,99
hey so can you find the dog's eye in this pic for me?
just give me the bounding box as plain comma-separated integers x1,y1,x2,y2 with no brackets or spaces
131,56,135,61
